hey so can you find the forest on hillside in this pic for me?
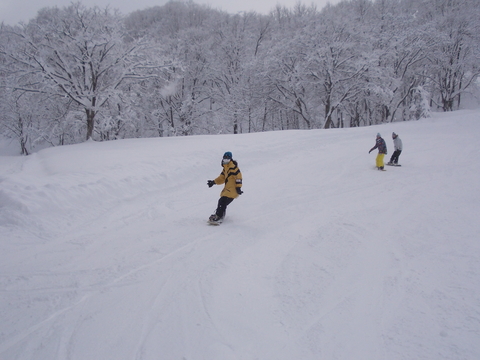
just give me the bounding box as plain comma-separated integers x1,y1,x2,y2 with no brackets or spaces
0,0,479,154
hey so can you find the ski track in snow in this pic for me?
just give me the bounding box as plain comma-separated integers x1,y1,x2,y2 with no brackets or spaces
1,110,480,360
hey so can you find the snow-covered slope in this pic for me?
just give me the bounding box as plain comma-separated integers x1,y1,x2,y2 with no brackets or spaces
1,110,479,360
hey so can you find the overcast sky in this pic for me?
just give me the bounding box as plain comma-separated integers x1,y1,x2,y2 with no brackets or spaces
0,0,340,25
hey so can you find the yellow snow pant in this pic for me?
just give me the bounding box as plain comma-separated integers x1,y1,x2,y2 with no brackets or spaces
376,153,385,168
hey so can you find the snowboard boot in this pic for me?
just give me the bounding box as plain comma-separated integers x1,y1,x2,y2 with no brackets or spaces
209,214,223,223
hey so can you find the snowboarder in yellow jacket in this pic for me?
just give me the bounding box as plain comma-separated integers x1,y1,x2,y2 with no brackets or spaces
207,152,243,223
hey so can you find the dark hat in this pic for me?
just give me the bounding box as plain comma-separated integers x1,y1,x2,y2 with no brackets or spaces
223,151,232,159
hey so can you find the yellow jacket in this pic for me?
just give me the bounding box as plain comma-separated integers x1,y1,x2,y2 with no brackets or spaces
214,160,242,199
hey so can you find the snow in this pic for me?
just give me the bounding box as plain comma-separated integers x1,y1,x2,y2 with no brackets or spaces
1,109,480,360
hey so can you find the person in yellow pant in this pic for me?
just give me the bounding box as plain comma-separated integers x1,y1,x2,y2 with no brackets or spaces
369,133,387,170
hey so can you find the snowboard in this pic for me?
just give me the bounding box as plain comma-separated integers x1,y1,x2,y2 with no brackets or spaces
386,163,401,167
207,219,222,226
207,216,224,226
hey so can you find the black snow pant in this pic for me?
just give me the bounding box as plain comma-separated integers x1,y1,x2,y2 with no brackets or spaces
389,150,402,164
216,196,234,218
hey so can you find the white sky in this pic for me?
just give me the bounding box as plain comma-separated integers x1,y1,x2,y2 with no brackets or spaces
0,0,340,25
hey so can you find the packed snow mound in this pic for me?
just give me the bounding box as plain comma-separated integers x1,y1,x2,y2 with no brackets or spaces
1,109,479,360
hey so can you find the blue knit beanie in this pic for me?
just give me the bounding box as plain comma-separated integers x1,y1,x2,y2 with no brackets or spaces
223,151,232,159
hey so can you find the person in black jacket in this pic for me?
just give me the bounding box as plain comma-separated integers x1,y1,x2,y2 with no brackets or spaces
369,133,387,170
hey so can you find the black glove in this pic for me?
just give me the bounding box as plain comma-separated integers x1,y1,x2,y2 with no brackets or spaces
236,188,243,195
207,180,215,188
368,149,372,154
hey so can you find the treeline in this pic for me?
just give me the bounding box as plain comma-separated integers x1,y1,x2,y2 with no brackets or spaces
1,0,479,154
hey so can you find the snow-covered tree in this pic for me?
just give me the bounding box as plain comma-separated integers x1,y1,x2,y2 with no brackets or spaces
2,0,480,149
2,3,173,141
422,0,480,111
266,5,319,130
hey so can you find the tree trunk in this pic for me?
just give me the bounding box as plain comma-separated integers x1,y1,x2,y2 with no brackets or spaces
85,109,95,141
